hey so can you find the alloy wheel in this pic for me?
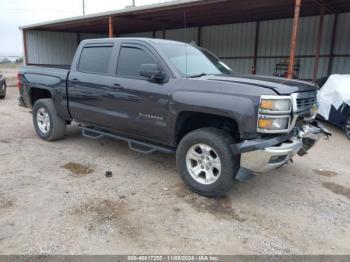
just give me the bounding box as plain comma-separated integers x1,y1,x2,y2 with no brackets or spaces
185,143,222,185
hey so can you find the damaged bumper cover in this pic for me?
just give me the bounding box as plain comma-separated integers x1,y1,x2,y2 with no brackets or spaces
231,121,331,174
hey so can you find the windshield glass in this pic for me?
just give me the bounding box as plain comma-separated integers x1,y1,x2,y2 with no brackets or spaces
157,43,233,77
199,48,233,75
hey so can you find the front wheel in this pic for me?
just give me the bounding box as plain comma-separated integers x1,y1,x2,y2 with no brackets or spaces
176,127,240,198
33,99,66,141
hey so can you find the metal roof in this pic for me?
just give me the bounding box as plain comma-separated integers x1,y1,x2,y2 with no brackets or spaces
19,0,211,30
20,0,350,34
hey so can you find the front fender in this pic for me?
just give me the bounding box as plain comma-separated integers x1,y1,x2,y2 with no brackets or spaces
168,90,259,143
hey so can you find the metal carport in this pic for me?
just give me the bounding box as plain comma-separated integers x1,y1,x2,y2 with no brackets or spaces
20,0,350,80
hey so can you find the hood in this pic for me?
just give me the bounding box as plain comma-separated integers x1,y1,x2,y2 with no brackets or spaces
205,74,317,95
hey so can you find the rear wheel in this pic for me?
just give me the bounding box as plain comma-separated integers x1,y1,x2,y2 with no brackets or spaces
176,127,240,198
345,115,350,140
0,83,6,99
33,99,66,141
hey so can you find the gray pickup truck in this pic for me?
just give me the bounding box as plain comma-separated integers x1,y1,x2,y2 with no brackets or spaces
18,38,330,197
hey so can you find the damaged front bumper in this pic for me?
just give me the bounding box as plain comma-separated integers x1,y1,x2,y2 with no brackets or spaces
232,121,331,174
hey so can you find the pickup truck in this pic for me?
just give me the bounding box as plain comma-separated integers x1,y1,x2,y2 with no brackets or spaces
18,38,330,197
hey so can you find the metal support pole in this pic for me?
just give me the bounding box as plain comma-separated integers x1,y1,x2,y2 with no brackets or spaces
82,0,85,15
312,5,325,81
22,30,28,65
252,21,260,75
287,0,302,79
108,16,114,38
328,13,338,75
162,26,166,39
198,26,202,46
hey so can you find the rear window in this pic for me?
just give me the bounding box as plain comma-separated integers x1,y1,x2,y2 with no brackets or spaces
78,46,112,74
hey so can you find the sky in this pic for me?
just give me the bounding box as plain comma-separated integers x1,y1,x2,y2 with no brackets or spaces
0,0,171,57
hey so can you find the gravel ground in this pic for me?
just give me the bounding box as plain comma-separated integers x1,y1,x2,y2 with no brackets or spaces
0,86,349,255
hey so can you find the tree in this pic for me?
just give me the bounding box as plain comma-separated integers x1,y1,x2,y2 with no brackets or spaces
0,57,11,64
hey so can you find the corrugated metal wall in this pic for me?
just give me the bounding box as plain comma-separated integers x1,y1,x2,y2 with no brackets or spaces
26,31,78,65
332,13,350,74
165,27,198,42
26,31,111,65
79,33,108,40
25,12,350,78
334,13,350,54
256,15,335,78
201,22,255,73
120,31,153,38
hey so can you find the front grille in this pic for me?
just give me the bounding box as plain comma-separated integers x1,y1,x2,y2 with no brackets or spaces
297,96,316,110
294,92,317,113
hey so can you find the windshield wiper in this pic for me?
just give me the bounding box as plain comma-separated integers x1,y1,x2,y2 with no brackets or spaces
188,73,209,78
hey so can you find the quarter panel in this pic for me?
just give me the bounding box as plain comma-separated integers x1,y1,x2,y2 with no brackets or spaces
21,67,70,120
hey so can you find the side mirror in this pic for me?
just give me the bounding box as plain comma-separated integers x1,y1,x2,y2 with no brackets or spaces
139,64,165,82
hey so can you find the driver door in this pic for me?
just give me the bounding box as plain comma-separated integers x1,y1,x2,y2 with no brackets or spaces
109,42,171,144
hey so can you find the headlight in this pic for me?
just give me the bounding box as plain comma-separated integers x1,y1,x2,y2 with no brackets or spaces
258,117,290,131
260,97,291,112
258,95,292,133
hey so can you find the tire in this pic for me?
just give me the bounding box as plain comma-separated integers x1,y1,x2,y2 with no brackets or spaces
345,115,350,140
0,83,5,99
32,98,66,141
176,127,240,198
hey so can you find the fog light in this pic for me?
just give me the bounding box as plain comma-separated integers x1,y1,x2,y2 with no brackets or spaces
269,155,288,164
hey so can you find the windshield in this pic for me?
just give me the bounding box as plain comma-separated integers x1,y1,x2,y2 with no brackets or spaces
199,48,233,75
157,43,233,77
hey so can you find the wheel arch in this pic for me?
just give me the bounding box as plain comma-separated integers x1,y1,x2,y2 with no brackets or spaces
30,87,53,106
174,111,240,145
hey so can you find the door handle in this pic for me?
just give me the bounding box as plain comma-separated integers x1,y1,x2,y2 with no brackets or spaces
71,78,79,83
112,83,124,90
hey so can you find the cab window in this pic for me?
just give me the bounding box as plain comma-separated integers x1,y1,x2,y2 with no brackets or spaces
117,46,156,78
78,46,112,74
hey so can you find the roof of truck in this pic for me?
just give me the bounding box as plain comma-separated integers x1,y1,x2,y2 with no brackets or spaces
83,37,187,45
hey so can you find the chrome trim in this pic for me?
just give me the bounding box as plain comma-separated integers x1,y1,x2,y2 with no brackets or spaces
242,123,324,173
257,114,291,134
291,91,318,113
257,95,292,133
299,124,324,141
241,138,303,173
257,92,318,134
290,91,318,127
259,95,292,115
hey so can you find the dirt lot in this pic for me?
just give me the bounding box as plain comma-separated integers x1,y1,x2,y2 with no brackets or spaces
0,85,349,255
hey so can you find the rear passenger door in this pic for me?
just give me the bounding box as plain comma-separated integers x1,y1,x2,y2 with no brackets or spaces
67,42,119,128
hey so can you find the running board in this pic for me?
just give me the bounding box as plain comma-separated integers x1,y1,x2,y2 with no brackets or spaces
81,126,174,154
